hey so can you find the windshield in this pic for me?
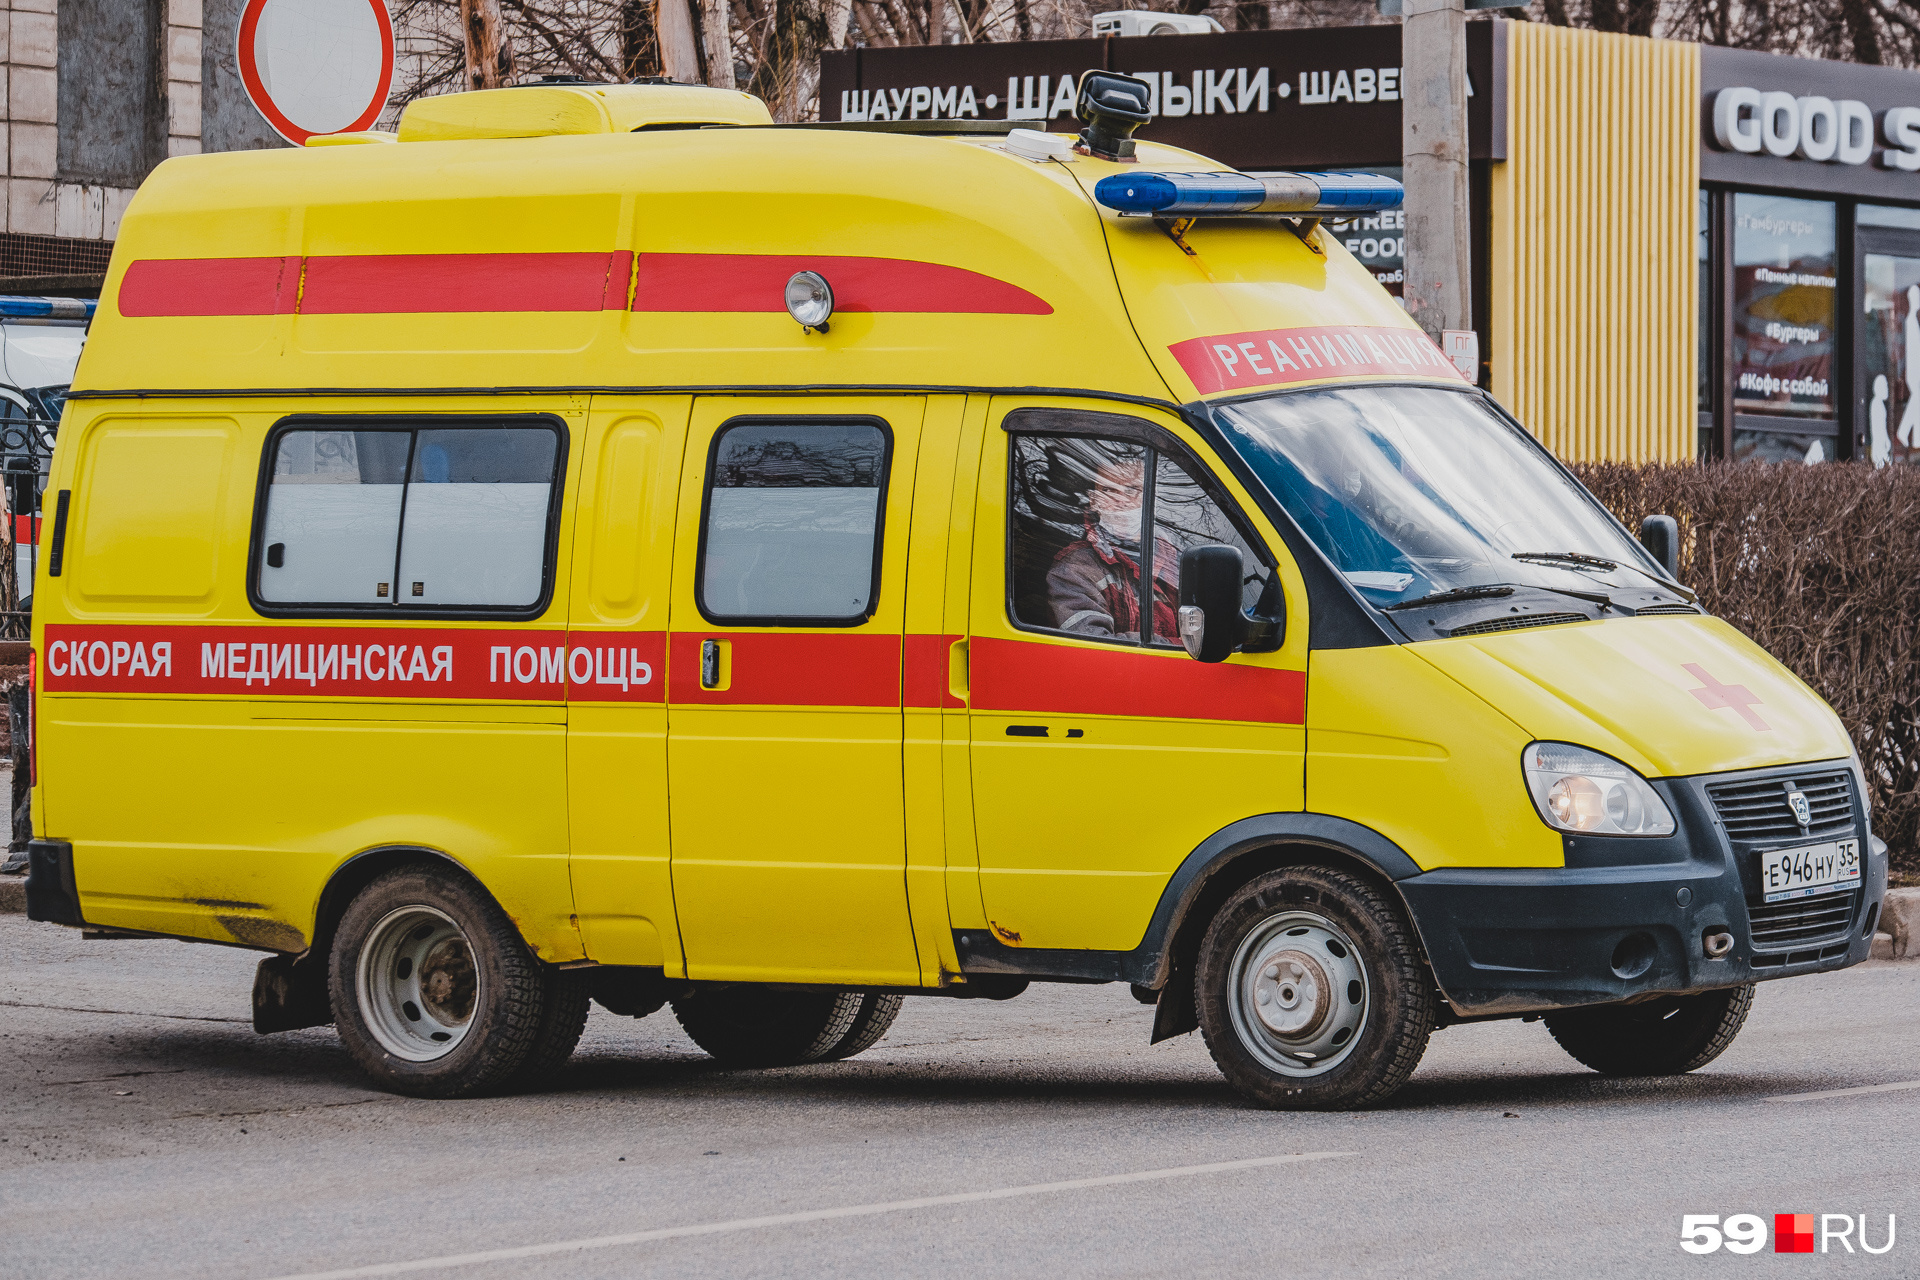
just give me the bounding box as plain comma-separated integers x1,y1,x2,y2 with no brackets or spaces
1213,386,1658,608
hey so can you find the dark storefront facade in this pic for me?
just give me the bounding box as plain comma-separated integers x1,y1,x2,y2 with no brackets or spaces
1701,48,1920,465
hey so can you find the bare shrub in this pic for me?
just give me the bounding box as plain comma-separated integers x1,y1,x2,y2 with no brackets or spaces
1575,461,1920,883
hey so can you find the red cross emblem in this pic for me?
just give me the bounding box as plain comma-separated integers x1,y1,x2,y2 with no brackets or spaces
1682,663,1771,732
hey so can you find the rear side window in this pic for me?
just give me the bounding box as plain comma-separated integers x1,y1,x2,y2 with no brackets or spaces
254,418,562,616
697,419,890,625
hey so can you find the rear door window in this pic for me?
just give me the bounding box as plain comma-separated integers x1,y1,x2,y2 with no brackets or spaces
696,419,890,625
254,417,562,616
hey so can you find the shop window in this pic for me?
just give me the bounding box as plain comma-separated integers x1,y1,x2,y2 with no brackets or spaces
1007,429,1270,647
1730,193,1837,462
698,420,889,624
1862,250,1920,469
255,421,561,613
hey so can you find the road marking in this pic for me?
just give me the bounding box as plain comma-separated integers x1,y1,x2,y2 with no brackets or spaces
1764,1079,1920,1103
261,1151,1353,1280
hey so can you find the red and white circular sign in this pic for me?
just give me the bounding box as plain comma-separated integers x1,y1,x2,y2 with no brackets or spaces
239,0,396,145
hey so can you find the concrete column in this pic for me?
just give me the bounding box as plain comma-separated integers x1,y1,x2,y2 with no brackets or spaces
7,0,61,237
1401,0,1471,342
166,0,203,158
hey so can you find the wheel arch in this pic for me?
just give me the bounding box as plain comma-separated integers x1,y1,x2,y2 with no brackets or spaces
309,845,486,965
1140,815,1430,1043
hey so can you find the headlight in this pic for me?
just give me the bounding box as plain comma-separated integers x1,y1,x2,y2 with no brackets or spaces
1523,742,1675,837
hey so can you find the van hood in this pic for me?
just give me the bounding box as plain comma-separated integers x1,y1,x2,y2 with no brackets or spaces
1414,615,1852,779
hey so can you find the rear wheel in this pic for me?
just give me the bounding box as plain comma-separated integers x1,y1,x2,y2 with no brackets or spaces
1544,985,1754,1076
1197,866,1435,1110
672,988,902,1067
329,866,568,1098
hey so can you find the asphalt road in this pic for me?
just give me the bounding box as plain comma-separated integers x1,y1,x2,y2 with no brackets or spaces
2,912,1914,1280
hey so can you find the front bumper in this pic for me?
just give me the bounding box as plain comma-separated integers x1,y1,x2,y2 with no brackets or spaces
1397,763,1887,1017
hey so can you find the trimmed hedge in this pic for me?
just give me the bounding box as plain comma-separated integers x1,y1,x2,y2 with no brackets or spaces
1573,461,1920,884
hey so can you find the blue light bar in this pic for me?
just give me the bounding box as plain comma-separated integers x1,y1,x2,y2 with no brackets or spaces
0,295,94,320
1093,170,1402,217
1302,172,1405,213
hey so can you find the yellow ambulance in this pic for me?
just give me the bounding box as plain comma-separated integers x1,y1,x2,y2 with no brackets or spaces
23,77,1886,1108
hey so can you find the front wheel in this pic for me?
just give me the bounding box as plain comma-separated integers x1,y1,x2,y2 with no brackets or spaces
1197,866,1436,1110
1544,985,1754,1076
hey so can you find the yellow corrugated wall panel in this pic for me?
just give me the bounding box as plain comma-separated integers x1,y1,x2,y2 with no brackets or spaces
1491,25,1698,463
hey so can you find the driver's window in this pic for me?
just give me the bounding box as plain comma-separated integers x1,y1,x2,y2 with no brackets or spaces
1007,429,1271,648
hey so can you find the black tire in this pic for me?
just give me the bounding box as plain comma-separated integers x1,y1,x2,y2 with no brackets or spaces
1544,985,1754,1076
672,988,902,1067
1197,865,1435,1110
329,866,555,1098
505,968,591,1089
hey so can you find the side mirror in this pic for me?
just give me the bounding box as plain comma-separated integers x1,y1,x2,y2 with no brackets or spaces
1638,514,1679,579
1177,545,1283,663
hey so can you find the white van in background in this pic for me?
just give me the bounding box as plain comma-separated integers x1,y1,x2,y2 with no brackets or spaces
0,295,91,607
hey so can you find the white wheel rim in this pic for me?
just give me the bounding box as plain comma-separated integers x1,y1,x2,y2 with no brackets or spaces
1227,909,1370,1078
356,905,479,1062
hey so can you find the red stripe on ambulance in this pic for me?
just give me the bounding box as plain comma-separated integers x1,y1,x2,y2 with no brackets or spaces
118,256,302,318
631,254,1053,315
116,252,636,318
40,625,664,702
300,252,634,314
1168,324,1467,395
970,635,1304,725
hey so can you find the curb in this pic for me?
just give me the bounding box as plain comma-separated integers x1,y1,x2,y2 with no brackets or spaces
1880,887,1920,960
0,875,22,914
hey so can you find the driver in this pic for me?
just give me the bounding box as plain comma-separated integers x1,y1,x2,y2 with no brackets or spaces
1045,456,1180,643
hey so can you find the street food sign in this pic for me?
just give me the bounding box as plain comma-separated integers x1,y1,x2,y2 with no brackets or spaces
238,0,396,145
819,26,1504,172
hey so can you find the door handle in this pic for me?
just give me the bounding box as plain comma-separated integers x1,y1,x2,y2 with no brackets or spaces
1005,725,1084,739
701,639,721,689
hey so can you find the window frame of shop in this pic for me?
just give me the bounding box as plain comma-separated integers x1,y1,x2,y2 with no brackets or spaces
1698,185,1920,463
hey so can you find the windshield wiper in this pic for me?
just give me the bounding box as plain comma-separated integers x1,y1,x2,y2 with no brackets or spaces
1511,550,1615,570
1511,549,1698,603
1384,585,1514,611
1386,581,1613,611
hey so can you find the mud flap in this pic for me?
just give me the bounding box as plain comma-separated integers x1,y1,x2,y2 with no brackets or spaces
252,951,333,1034
25,839,84,926
1150,962,1199,1043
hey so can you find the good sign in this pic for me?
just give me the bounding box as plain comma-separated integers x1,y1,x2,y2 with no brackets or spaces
1711,86,1920,172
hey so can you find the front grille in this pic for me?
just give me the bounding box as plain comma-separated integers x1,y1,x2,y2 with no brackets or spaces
1635,604,1700,615
1449,612,1588,638
1706,769,1856,842
1748,887,1860,950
